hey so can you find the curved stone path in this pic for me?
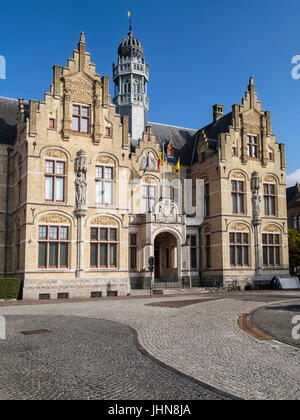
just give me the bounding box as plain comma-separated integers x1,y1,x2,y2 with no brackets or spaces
1,292,300,400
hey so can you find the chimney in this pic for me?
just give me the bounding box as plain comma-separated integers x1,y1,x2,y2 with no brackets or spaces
213,104,224,123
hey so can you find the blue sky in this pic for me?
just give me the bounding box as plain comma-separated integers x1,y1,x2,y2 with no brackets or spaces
1,0,300,184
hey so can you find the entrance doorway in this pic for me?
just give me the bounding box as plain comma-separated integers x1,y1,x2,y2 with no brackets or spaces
154,232,178,283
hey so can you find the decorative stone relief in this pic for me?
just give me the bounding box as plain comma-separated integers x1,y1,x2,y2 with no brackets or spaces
140,151,158,172
39,215,69,224
251,171,261,226
155,199,178,223
231,171,245,180
46,149,67,159
263,225,281,233
90,216,118,226
96,155,115,165
229,223,249,232
264,175,276,183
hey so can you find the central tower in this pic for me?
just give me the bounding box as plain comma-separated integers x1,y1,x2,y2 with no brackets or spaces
113,26,149,147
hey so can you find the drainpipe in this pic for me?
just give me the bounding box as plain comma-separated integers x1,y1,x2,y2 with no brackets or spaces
4,147,12,277
198,225,202,287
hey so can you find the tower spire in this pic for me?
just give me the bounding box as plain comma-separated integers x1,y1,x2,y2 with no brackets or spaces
128,10,132,33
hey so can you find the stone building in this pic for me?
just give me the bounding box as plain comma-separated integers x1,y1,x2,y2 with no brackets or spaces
0,28,290,300
287,183,300,231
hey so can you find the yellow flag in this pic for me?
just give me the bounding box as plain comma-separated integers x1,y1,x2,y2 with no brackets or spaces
174,158,180,176
157,152,163,171
128,10,131,17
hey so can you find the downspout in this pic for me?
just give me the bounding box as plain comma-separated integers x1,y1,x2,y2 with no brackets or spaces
4,147,12,277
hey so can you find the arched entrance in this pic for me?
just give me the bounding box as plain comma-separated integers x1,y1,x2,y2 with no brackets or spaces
154,232,179,283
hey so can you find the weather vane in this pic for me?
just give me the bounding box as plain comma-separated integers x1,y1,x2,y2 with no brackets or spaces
128,9,132,32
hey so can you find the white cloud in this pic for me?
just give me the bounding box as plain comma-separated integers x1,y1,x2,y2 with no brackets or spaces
286,169,300,187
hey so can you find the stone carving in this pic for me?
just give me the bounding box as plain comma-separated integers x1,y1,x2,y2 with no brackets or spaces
75,150,88,209
96,155,115,165
264,175,276,183
155,199,178,223
229,223,249,232
39,215,69,224
231,171,245,180
90,216,118,226
243,110,260,125
46,149,66,159
140,151,158,172
263,225,281,233
251,171,261,226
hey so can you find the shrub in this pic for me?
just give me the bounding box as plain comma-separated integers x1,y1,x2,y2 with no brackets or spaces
0,278,21,300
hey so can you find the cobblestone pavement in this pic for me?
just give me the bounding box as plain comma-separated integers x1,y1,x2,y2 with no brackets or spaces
1,292,300,400
252,300,300,349
0,315,231,400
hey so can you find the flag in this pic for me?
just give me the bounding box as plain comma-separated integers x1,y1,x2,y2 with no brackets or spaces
143,153,150,174
157,152,163,171
128,10,131,17
174,158,180,176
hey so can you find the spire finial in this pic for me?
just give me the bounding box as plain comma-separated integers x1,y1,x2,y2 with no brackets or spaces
249,75,254,85
128,10,132,34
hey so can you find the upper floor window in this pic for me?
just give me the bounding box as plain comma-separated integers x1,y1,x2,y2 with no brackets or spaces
72,104,90,133
142,185,156,213
263,184,276,216
95,166,114,206
231,180,245,214
247,135,258,158
45,160,65,202
49,118,55,129
262,233,280,266
105,127,112,138
38,225,69,269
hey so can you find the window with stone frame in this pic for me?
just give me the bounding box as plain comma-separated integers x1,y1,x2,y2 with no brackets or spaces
263,184,276,216
95,166,114,206
45,160,66,202
129,234,137,270
230,232,249,267
72,104,90,133
38,225,69,269
90,227,118,269
231,180,245,214
247,135,258,158
262,233,281,267
190,235,198,269
142,185,156,213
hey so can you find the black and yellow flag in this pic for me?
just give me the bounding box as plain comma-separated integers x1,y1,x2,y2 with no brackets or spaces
174,158,180,176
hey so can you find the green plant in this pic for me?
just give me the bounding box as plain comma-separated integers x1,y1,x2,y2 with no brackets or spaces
0,278,21,300
288,229,300,273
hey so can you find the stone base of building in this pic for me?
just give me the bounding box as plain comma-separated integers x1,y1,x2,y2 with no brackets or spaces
22,277,131,301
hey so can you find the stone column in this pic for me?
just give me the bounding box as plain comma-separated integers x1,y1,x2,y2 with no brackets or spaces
251,171,262,277
75,150,88,279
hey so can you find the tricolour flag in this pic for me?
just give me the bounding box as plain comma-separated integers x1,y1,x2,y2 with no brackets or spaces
157,152,163,171
143,153,150,174
174,158,180,176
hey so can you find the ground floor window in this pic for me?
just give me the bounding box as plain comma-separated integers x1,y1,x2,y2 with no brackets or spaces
130,234,137,269
90,227,118,268
205,235,211,268
262,233,280,266
38,225,69,268
190,235,197,269
230,232,249,267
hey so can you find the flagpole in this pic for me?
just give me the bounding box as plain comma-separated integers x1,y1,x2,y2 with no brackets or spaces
148,152,150,213
163,144,165,200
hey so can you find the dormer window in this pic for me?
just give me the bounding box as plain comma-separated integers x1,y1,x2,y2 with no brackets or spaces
247,135,258,158
72,104,90,133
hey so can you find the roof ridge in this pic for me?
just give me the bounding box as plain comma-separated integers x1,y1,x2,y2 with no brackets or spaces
149,121,197,131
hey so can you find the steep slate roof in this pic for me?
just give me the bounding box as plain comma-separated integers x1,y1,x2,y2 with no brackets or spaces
0,97,26,145
287,184,300,207
149,112,233,165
